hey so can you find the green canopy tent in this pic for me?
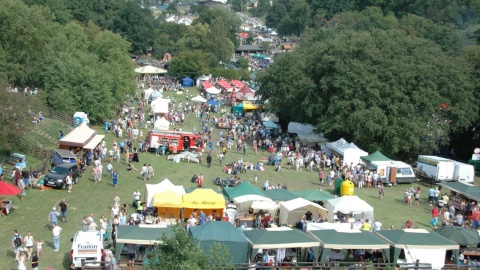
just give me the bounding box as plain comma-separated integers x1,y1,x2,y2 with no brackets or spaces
189,222,249,264
115,225,174,260
232,103,244,116
252,53,266,59
439,182,480,202
307,229,390,262
244,228,320,260
263,189,299,201
361,151,391,164
293,190,334,202
375,229,459,268
223,181,265,201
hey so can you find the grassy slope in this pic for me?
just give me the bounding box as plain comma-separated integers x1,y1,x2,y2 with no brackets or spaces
0,89,473,269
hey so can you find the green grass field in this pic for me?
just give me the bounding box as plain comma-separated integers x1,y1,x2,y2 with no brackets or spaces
0,89,471,269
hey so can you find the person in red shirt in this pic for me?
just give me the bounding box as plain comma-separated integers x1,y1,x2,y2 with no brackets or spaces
197,174,203,188
432,207,439,227
472,209,480,228
405,219,413,229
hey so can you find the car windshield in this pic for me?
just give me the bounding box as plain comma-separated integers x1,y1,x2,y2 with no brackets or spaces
50,167,69,174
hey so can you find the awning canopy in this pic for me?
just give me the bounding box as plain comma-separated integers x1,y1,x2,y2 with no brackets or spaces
191,95,207,103
361,151,392,164
83,134,105,150
59,122,96,148
308,229,389,249
115,225,173,260
293,190,334,201
440,182,480,202
245,227,319,249
375,229,460,250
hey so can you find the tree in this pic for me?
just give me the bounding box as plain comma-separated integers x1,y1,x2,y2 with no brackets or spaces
258,29,478,158
168,50,209,78
235,58,249,69
204,17,234,67
265,2,288,29
146,226,234,270
111,1,155,53
194,6,241,46
0,83,40,152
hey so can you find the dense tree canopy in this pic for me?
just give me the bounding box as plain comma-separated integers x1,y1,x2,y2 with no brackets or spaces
258,28,478,158
0,0,135,122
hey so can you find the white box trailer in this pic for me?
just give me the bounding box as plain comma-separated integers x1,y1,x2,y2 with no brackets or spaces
370,161,417,184
416,155,455,182
454,162,475,184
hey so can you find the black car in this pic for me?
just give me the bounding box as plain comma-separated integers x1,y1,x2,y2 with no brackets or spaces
44,163,79,189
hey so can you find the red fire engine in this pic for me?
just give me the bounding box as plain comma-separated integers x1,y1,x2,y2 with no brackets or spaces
147,130,203,153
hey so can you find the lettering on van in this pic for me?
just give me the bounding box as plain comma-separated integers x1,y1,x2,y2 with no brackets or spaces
77,243,98,253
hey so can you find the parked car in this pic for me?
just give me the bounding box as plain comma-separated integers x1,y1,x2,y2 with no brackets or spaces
44,163,79,189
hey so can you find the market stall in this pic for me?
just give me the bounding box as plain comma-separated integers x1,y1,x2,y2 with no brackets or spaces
325,138,368,167
153,190,183,218
145,179,186,207
181,188,226,217
115,225,173,260
278,198,328,225
58,122,105,151
308,229,390,262
326,196,373,223
244,227,320,261
189,222,249,264
361,151,392,164
375,229,459,269
439,182,480,211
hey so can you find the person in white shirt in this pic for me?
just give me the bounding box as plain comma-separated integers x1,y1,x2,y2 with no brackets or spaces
111,204,120,218
133,190,141,207
374,220,382,231
106,163,113,177
51,223,62,251
140,164,148,181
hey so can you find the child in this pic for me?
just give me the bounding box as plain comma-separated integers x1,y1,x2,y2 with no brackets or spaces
36,240,44,256
38,175,44,191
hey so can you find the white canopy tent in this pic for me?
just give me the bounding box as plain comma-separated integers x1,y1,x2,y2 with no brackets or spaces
135,65,167,74
233,194,275,213
250,200,279,211
143,88,154,102
260,113,279,123
325,138,368,166
278,198,328,225
151,98,170,115
191,95,207,103
154,117,170,130
145,179,186,207
326,196,374,223
287,122,314,135
206,87,221,95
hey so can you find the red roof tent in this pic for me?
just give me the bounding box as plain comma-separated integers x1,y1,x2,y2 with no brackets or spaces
201,81,213,89
231,80,244,88
236,84,255,100
216,80,230,89
238,32,249,39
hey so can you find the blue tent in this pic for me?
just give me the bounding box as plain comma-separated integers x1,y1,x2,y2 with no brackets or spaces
207,99,219,106
182,77,194,87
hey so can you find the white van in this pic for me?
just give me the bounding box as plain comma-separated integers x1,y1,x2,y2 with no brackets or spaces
454,162,475,184
70,230,105,269
370,161,417,184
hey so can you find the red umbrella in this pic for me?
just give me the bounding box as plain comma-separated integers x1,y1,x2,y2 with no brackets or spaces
0,181,21,196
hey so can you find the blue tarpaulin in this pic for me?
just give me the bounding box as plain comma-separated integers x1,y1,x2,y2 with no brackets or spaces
207,99,219,106
182,77,194,87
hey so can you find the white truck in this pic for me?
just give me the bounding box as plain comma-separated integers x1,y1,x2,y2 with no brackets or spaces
370,161,417,185
70,230,105,269
453,161,475,183
415,155,455,183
